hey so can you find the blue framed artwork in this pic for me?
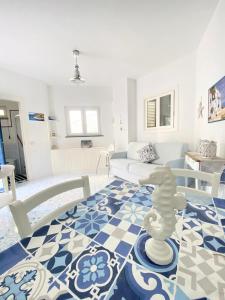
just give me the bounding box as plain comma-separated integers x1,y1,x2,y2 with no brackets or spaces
208,75,225,123
28,112,45,121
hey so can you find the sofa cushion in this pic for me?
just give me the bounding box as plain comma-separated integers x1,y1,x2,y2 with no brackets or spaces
127,142,149,160
110,159,138,172
153,142,187,165
129,162,157,178
137,144,157,163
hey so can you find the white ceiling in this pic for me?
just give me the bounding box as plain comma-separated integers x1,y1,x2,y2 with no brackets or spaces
0,0,219,86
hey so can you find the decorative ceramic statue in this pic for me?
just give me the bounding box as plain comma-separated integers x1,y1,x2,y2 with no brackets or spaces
139,166,186,265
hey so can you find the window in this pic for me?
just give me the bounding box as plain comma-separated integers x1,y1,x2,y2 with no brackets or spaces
145,91,174,130
66,107,101,136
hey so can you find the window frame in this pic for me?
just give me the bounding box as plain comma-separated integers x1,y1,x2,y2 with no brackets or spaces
65,106,101,137
144,90,175,132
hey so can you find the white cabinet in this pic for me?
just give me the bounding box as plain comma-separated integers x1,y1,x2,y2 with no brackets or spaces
51,147,107,175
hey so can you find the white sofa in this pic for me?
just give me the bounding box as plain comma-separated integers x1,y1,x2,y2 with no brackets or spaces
110,142,188,183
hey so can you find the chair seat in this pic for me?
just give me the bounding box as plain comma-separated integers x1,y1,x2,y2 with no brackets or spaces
0,191,13,209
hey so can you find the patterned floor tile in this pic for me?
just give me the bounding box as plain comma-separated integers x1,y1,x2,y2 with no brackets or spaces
0,257,75,299
98,188,114,197
128,229,180,280
214,207,225,234
95,197,123,215
174,286,190,300
203,235,225,254
106,187,137,201
82,193,106,208
138,185,155,195
32,228,91,277
115,201,148,226
177,241,225,300
70,210,110,239
20,220,64,254
104,179,138,192
120,181,139,190
58,241,124,299
201,221,224,240
213,197,225,210
217,207,225,218
0,243,29,276
107,261,175,300
182,218,203,247
181,217,225,252
201,222,225,254
50,226,86,247
129,191,152,207
56,203,89,226
183,203,219,225
94,217,141,257
106,179,125,188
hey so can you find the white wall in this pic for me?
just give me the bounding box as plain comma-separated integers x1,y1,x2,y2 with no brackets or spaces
127,78,137,143
48,85,113,148
195,0,225,156
0,68,52,180
137,53,196,148
112,78,137,151
112,78,129,151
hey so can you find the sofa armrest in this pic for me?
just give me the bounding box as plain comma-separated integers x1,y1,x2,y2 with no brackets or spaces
165,158,185,168
110,151,127,159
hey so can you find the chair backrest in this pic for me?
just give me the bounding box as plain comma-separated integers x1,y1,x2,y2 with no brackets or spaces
171,168,220,198
0,165,16,208
9,176,90,238
107,144,115,153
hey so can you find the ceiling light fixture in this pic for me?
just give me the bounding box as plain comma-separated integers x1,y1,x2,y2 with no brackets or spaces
70,49,85,84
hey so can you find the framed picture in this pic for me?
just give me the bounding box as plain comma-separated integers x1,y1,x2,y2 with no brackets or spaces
208,76,225,123
29,112,45,122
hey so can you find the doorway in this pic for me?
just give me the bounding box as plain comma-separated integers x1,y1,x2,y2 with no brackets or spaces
0,100,27,183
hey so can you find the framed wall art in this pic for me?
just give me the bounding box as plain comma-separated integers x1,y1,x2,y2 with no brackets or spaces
208,76,225,123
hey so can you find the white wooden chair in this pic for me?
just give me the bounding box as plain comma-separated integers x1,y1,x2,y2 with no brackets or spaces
96,144,115,175
171,168,220,198
9,176,90,238
0,165,16,209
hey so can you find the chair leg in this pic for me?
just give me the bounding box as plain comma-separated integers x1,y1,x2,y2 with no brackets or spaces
108,162,110,177
106,155,110,177
96,154,101,174
82,176,91,199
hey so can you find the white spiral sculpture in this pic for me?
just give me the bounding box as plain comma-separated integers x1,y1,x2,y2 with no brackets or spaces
140,166,186,265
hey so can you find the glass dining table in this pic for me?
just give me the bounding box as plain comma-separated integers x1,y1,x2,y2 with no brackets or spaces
0,179,224,300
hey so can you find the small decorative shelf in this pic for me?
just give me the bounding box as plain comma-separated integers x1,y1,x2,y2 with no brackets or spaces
48,116,56,121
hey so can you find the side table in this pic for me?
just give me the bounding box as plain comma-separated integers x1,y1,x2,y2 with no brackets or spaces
184,152,225,188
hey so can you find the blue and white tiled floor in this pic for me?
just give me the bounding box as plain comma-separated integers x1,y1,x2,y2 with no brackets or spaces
0,177,225,299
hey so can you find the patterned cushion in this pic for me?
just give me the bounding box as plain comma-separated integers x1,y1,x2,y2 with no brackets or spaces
137,144,157,163
127,142,149,160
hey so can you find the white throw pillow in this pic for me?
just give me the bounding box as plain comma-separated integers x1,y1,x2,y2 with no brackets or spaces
127,142,149,160
137,144,158,163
